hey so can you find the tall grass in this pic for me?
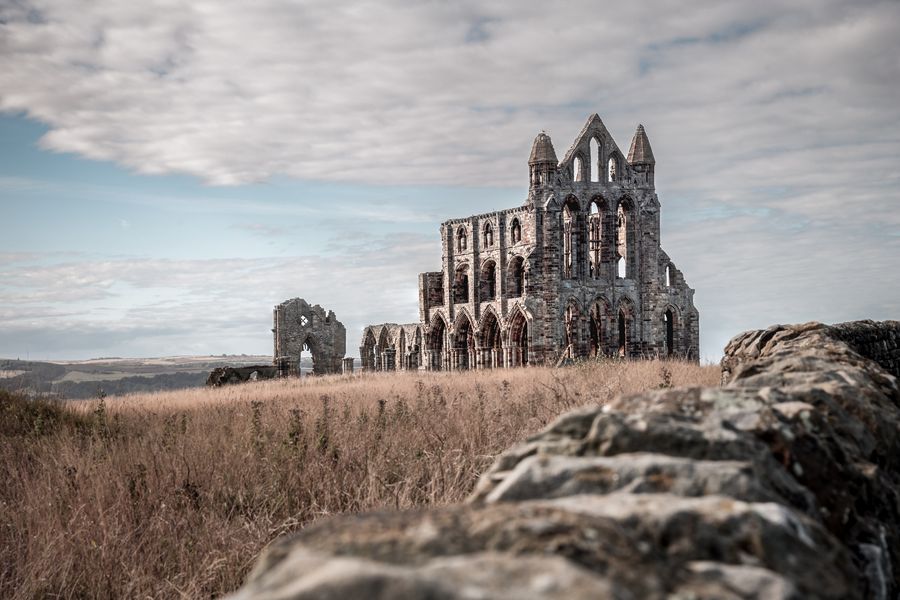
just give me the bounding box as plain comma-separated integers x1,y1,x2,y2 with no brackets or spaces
0,360,718,599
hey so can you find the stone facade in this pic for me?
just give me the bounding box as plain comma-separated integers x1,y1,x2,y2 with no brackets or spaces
273,298,346,375
363,114,699,370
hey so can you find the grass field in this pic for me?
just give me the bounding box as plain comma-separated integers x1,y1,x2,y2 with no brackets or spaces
1,360,719,599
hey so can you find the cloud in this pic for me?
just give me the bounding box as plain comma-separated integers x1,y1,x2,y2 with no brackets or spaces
1,0,896,189
0,232,438,358
1,0,898,360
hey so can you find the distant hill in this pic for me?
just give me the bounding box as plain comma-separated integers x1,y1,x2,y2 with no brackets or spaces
0,355,282,399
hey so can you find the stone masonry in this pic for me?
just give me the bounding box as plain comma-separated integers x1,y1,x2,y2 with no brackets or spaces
228,319,900,599
273,298,346,375
362,113,699,371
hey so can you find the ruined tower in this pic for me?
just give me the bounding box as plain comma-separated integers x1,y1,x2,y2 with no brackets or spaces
361,114,699,370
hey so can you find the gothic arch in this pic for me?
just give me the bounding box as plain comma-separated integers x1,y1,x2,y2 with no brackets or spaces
453,312,476,370
507,255,525,297
564,297,583,359
562,196,584,280
616,297,636,357
589,296,612,357
588,195,607,278
479,307,503,369
479,258,498,301
453,262,470,303
508,307,530,367
361,328,377,371
616,196,637,279
661,305,680,357
510,217,522,244
427,313,449,371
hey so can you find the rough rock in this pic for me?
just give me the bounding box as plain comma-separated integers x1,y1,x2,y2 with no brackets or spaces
226,320,900,599
206,366,278,386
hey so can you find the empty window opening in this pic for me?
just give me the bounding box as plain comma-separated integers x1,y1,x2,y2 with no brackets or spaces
300,314,309,327
590,138,600,182
457,228,467,252
453,265,469,303
564,303,580,358
573,156,583,182
607,156,618,182
589,201,602,278
508,256,525,297
665,264,672,287
454,317,475,370
589,302,604,357
562,199,581,280
483,223,494,247
618,310,628,357
616,201,629,278
480,260,497,301
664,309,675,356
511,218,522,243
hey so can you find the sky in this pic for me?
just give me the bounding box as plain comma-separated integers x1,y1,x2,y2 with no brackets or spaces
1,0,898,363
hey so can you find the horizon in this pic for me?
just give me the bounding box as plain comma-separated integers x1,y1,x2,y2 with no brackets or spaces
2,1,899,364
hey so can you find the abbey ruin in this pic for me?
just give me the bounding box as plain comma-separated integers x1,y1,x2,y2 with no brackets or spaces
361,114,699,371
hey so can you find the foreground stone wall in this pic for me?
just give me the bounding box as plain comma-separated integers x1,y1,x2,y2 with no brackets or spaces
227,320,900,600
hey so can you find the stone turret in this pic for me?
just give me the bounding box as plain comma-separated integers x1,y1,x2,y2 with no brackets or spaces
627,124,655,188
528,131,558,191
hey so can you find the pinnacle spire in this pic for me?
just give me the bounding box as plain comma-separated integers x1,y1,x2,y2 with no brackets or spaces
528,131,558,165
627,124,655,165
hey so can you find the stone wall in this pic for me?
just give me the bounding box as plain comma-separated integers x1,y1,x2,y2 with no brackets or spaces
226,320,900,599
273,298,346,375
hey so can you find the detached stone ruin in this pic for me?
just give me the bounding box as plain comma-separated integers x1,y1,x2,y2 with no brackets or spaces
207,298,349,385
273,298,347,376
362,113,699,372
228,319,900,599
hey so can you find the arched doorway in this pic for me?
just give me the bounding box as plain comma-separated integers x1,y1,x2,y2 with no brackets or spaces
296,335,320,376
509,310,529,367
454,314,475,370
480,310,502,369
427,316,447,371
361,329,377,371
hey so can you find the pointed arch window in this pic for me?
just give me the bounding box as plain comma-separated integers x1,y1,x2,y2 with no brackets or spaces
482,222,494,248
453,264,469,303
457,227,468,252
589,201,602,278
510,218,522,244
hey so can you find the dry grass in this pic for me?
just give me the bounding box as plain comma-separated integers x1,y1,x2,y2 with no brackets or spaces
0,360,719,599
